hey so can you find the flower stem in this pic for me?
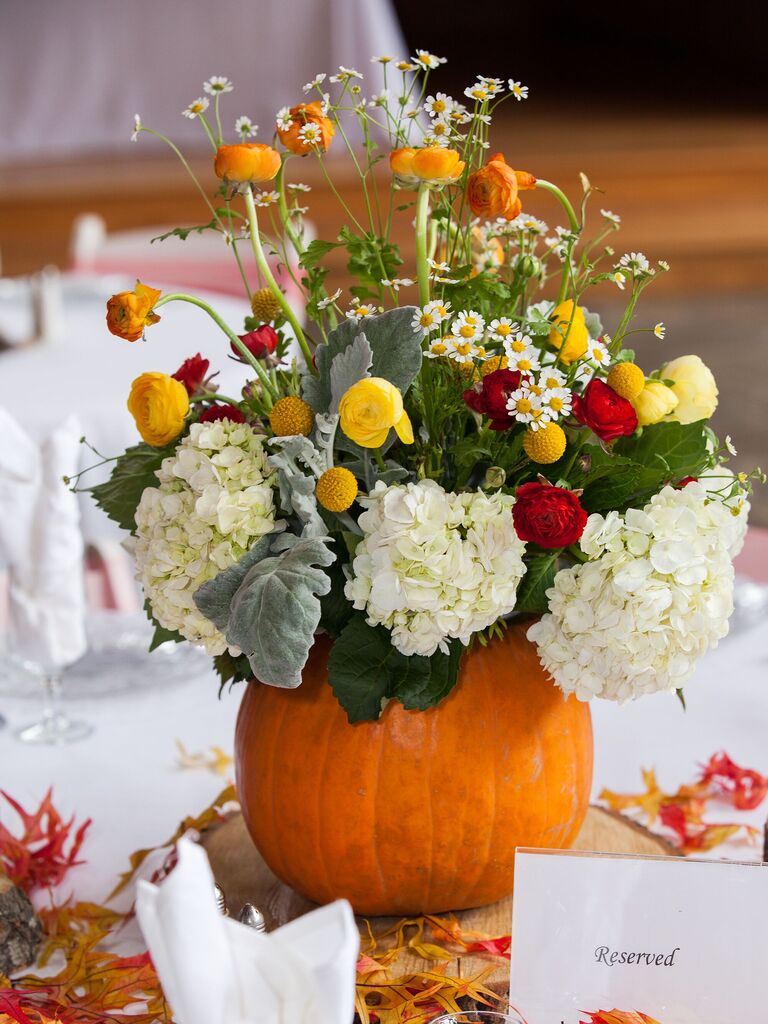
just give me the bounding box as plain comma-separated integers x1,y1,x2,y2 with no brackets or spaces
415,182,431,307
189,392,244,407
155,292,277,402
241,186,317,375
535,179,580,232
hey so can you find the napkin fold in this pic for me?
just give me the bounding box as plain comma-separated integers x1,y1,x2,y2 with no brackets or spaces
136,838,359,1024
0,408,87,667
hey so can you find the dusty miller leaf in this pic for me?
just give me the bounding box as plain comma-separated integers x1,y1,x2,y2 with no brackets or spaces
226,537,336,687
193,534,275,631
329,333,373,413
268,435,327,537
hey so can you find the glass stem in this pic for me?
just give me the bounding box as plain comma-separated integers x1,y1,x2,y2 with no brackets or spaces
42,672,64,725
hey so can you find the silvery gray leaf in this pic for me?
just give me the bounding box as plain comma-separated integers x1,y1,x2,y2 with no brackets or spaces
193,533,274,632
329,332,373,413
583,307,603,340
302,306,422,413
268,435,327,536
226,537,336,687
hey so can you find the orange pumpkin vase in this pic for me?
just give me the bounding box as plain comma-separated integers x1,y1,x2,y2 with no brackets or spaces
235,621,593,915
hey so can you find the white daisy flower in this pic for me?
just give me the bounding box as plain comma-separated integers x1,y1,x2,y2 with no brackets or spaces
619,251,651,274
446,339,480,364
539,368,567,389
234,115,258,138
464,83,490,102
541,386,573,420
600,208,621,226
503,335,541,374
287,182,311,193
508,80,529,101
479,76,504,95
371,55,394,64
611,270,627,290
276,107,293,131
658,259,671,271
395,60,419,72
302,73,327,93
654,322,666,339
422,133,450,149
451,310,485,343
425,338,450,359
585,340,610,365
255,190,279,207
317,289,342,310
131,114,142,142
448,104,471,125
182,97,209,118
506,387,541,424
369,90,390,107
204,76,233,95
413,50,447,70
298,123,323,146
488,317,519,343
725,435,738,456
330,65,363,82
428,259,451,273
424,92,453,118
346,302,376,320
474,113,492,125
517,215,548,235
381,278,414,291
426,299,451,322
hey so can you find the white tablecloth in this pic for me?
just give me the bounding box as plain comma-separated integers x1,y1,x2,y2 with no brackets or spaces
0,273,253,542
1,617,766,912
1,0,405,163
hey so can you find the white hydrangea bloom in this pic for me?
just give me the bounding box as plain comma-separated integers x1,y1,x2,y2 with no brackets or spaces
528,482,749,703
135,420,276,654
345,479,527,656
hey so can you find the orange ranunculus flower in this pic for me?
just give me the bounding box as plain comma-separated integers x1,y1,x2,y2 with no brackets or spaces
127,372,189,447
214,142,281,183
466,152,537,220
106,281,162,342
390,146,465,187
276,101,335,155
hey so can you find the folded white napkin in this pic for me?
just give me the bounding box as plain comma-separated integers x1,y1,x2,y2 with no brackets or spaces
136,838,359,1024
0,409,87,667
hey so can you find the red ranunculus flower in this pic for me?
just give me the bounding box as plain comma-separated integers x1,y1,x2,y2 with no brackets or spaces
675,476,698,488
198,404,246,424
513,481,588,549
233,324,279,360
463,368,522,430
172,353,209,395
572,378,638,442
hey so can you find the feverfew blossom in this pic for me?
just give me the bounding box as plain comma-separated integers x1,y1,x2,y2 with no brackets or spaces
528,482,749,702
134,421,276,655
508,80,529,101
345,480,527,656
204,76,233,95
182,97,209,118
235,116,258,139
619,251,651,274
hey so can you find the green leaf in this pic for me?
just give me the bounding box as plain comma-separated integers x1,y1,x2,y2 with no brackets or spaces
299,238,342,270
676,688,687,711
213,651,252,690
390,641,463,711
328,614,465,722
614,420,709,479
318,538,354,638
223,537,335,687
328,615,395,722
580,461,661,513
303,306,422,414
151,211,237,243
87,442,176,533
514,553,559,614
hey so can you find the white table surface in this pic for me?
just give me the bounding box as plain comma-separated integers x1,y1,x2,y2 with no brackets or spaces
0,273,253,543
1,615,766,916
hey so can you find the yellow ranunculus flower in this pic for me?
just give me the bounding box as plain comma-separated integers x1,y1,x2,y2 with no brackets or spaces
338,377,414,449
548,299,589,364
128,372,189,447
631,380,679,427
389,146,465,187
662,354,719,423
213,142,281,184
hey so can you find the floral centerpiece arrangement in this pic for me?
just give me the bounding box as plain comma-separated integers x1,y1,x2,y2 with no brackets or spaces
87,54,762,914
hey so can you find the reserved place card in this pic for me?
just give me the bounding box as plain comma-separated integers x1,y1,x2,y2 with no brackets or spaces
509,848,768,1023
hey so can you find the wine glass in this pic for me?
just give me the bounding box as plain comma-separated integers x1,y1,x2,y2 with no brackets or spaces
431,1012,528,1024
11,649,93,744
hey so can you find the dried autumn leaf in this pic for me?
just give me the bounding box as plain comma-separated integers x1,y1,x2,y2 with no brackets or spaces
175,740,234,777
0,789,91,895
698,751,768,811
581,1012,662,1024
658,804,757,854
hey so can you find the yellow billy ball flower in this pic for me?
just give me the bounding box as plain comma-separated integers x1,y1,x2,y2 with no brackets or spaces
127,372,189,447
523,422,567,464
662,354,718,423
607,361,645,401
548,299,588,364
631,380,679,427
316,467,358,512
338,377,414,449
269,395,314,437
250,287,284,323
481,354,509,376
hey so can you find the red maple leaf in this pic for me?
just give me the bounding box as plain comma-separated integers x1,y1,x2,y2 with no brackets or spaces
0,789,91,894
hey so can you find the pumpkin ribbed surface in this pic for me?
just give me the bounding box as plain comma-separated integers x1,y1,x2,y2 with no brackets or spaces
235,622,593,915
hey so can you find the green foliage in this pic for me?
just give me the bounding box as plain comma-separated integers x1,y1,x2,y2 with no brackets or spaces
443,271,512,320
151,209,241,243
213,651,253,691
87,442,175,533
514,553,560,614
143,599,184,652
328,613,464,722
318,537,354,638
338,226,402,298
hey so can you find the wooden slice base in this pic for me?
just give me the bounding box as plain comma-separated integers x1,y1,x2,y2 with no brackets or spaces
201,806,677,994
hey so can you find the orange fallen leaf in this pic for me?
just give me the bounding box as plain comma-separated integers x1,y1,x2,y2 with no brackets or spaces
581,1012,662,1024
175,739,234,777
